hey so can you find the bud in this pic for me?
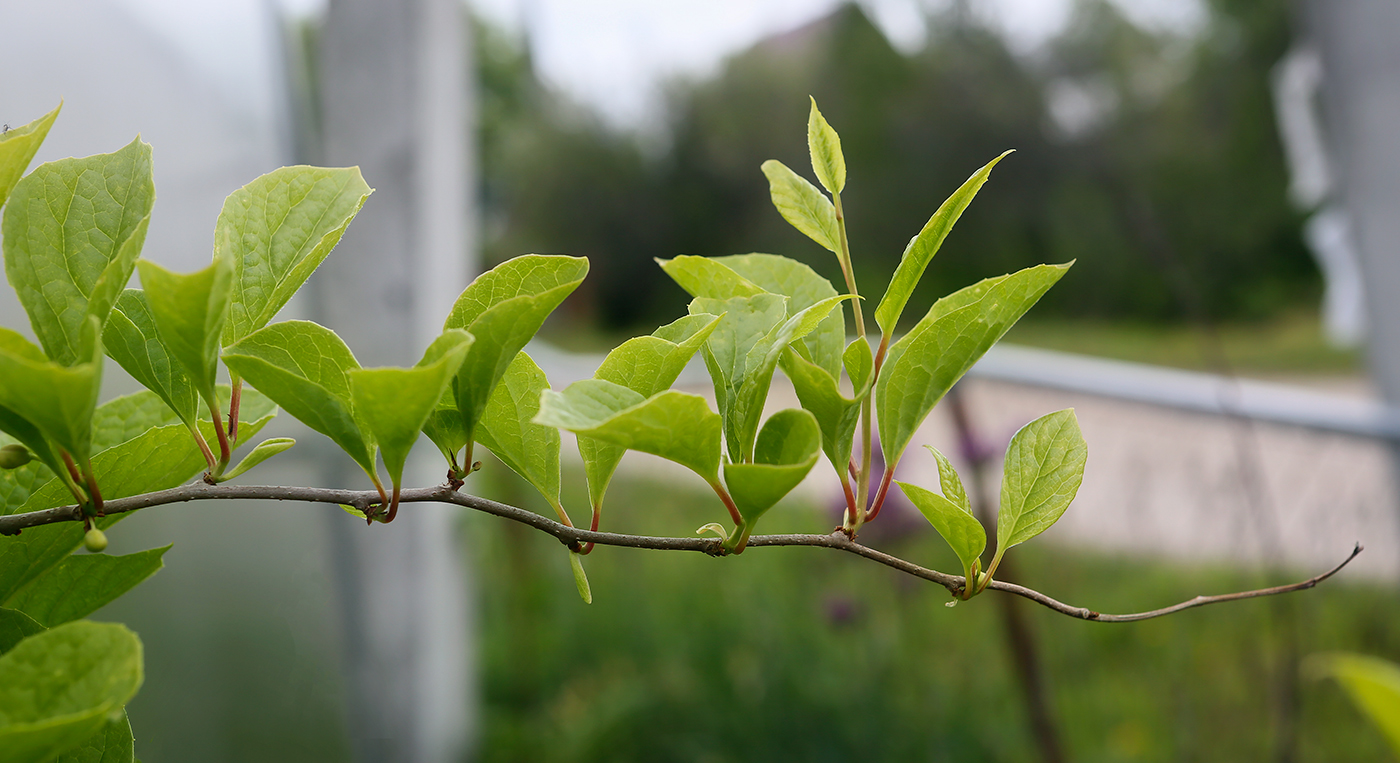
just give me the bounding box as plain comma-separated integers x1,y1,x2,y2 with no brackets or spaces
0,444,33,469
83,528,108,553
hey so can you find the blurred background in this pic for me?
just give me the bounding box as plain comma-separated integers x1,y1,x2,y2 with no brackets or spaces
4,0,1400,760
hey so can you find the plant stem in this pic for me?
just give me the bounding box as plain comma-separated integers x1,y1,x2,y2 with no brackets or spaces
385,482,402,523
208,400,231,478
82,460,104,517
192,426,217,473
227,378,242,444
832,191,872,527
865,465,895,523
710,481,743,526
580,507,601,555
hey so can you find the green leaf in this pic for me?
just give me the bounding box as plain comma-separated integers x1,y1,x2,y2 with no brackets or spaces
349,330,473,488
926,445,970,513
781,346,868,478
0,621,142,763
876,263,1070,468
1312,653,1400,755
569,551,592,605
0,103,60,209
218,438,296,483
3,137,154,365
5,546,170,627
656,255,765,300
996,409,1087,554
722,408,820,526
218,166,373,345
0,319,103,462
443,256,587,447
136,258,233,406
103,290,200,429
760,160,838,253
536,380,721,484
897,480,985,583
713,253,844,379
477,352,561,510
0,608,44,655
579,313,721,510
807,97,845,194
874,151,1012,335
52,710,134,763
689,293,787,460
223,320,375,476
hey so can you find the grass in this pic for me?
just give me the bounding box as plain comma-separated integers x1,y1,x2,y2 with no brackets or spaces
472,467,1398,763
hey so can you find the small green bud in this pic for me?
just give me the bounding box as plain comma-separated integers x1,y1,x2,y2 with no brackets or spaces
0,444,33,469
83,528,108,553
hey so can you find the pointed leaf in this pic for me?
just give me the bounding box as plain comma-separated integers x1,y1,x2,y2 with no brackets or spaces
926,445,971,513
103,290,200,428
444,255,588,444
536,380,721,483
217,437,296,482
0,608,44,655
656,255,765,300
5,545,170,627
478,352,561,510
137,257,233,405
781,348,866,476
898,480,986,582
580,313,721,509
690,293,787,461
807,97,845,194
569,551,592,605
350,330,473,487
223,320,375,475
877,263,1070,467
0,621,142,763
760,160,838,253
874,151,1012,334
715,253,845,379
997,409,1087,553
1312,653,1400,755
0,319,102,461
3,137,154,365
219,166,373,344
0,103,60,209
723,408,820,525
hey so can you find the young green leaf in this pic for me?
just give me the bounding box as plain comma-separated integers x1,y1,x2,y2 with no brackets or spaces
807,97,845,194
656,255,765,300
3,137,154,365
223,320,376,476
714,253,845,379
874,151,1012,335
760,159,839,253
781,344,870,477
217,437,296,482
477,351,561,511
443,255,588,447
0,608,44,655
349,330,473,490
0,621,143,763
103,290,201,429
0,319,103,463
1310,653,1400,755
722,408,821,526
536,380,722,484
897,480,986,585
218,166,373,345
569,551,592,605
0,102,60,209
926,445,971,513
579,313,722,510
690,293,788,460
876,263,1070,468
137,257,233,406
996,409,1087,554
52,709,135,763
4,545,170,627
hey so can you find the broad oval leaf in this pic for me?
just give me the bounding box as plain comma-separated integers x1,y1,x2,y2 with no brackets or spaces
349,330,473,487
715,253,844,379
536,380,721,483
1311,653,1400,756
478,351,561,511
137,257,233,405
656,255,764,300
2,137,154,365
5,545,170,627
874,151,1012,335
443,255,588,444
0,103,60,209
897,480,985,583
0,621,143,763
0,608,44,656
760,159,839,253
0,320,103,462
223,320,375,475
876,263,1070,468
52,709,134,763
996,409,1087,553
219,166,373,345
807,97,845,194
690,293,787,461
723,408,820,525
103,290,200,429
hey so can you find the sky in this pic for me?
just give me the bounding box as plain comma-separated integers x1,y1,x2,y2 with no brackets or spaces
110,0,1207,130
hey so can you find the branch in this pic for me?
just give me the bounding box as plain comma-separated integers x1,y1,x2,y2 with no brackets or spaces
0,483,1361,622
